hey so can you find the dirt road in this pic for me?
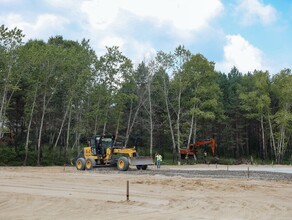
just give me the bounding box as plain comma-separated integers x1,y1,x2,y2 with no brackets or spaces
0,165,291,220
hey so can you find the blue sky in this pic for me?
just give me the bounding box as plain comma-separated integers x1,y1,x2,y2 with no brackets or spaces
1,0,292,74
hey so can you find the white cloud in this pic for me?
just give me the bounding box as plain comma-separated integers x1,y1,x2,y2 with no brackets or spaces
80,1,119,30
80,0,223,31
94,36,156,65
99,36,125,49
123,0,223,31
216,34,263,73
127,41,157,64
79,0,224,62
235,0,277,25
2,13,69,40
45,0,80,9
2,0,225,65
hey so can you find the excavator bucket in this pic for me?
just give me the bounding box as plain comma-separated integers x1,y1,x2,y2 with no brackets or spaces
129,156,154,166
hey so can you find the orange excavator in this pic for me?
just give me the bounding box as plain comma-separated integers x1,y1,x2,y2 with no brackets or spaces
180,138,215,159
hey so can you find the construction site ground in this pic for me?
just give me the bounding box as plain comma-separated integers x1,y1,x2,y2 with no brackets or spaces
1,164,292,220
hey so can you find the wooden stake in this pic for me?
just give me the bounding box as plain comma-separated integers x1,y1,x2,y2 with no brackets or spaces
247,167,249,179
126,180,129,201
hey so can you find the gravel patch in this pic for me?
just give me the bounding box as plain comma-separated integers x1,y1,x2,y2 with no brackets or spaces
87,166,292,181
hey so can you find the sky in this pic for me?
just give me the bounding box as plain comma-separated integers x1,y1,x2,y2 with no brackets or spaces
1,0,292,74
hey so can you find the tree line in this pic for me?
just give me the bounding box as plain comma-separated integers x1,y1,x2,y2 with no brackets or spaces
1,25,292,165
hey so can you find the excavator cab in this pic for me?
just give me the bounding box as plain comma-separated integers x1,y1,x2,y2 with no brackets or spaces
180,138,216,161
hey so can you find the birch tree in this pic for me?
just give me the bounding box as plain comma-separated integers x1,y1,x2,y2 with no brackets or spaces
239,71,271,159
95,46,132,136
48,37,94,161
182,54,221,151
0,25,24,137
172,46,191,157
155,51,177,161
18,40,46,165
21,40,65,165
270,69,292,163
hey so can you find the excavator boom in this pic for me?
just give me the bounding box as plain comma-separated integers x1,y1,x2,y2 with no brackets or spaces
195,138,215,155
180,138,215,159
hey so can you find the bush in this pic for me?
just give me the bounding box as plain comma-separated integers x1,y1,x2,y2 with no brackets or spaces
0,146,18,165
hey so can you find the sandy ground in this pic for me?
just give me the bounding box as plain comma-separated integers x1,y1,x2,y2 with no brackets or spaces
0,165,292,220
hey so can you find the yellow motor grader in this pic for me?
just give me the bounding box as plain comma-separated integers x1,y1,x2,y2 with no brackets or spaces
73,135,153,171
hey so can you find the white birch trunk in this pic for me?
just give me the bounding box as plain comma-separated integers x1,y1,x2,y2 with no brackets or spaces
268,114,276,159
0,64,12,136
53,98,72,150
162,75,176,160
37,92,47,166
124,99,133,147
260,115,266,159
187,112,194,147
114,111,121,145
23,85,39,165
124,97,144,147
65,105,72,162
176,77,182,155
148,81,153,156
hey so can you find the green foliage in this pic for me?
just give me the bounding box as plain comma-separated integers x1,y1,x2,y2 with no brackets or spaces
2,27,292,166
239,71,271,118
269,69,292,163
17,147,38,166
0,146,18,165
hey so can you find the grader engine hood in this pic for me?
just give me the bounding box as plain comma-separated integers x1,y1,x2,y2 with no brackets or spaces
129,156,154,166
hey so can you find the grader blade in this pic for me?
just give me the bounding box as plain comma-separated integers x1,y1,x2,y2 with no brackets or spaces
129,157,154,166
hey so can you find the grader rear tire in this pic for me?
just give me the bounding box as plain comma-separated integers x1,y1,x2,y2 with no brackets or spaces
117,157,129,171
76,158,86,170
85,158,96,170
